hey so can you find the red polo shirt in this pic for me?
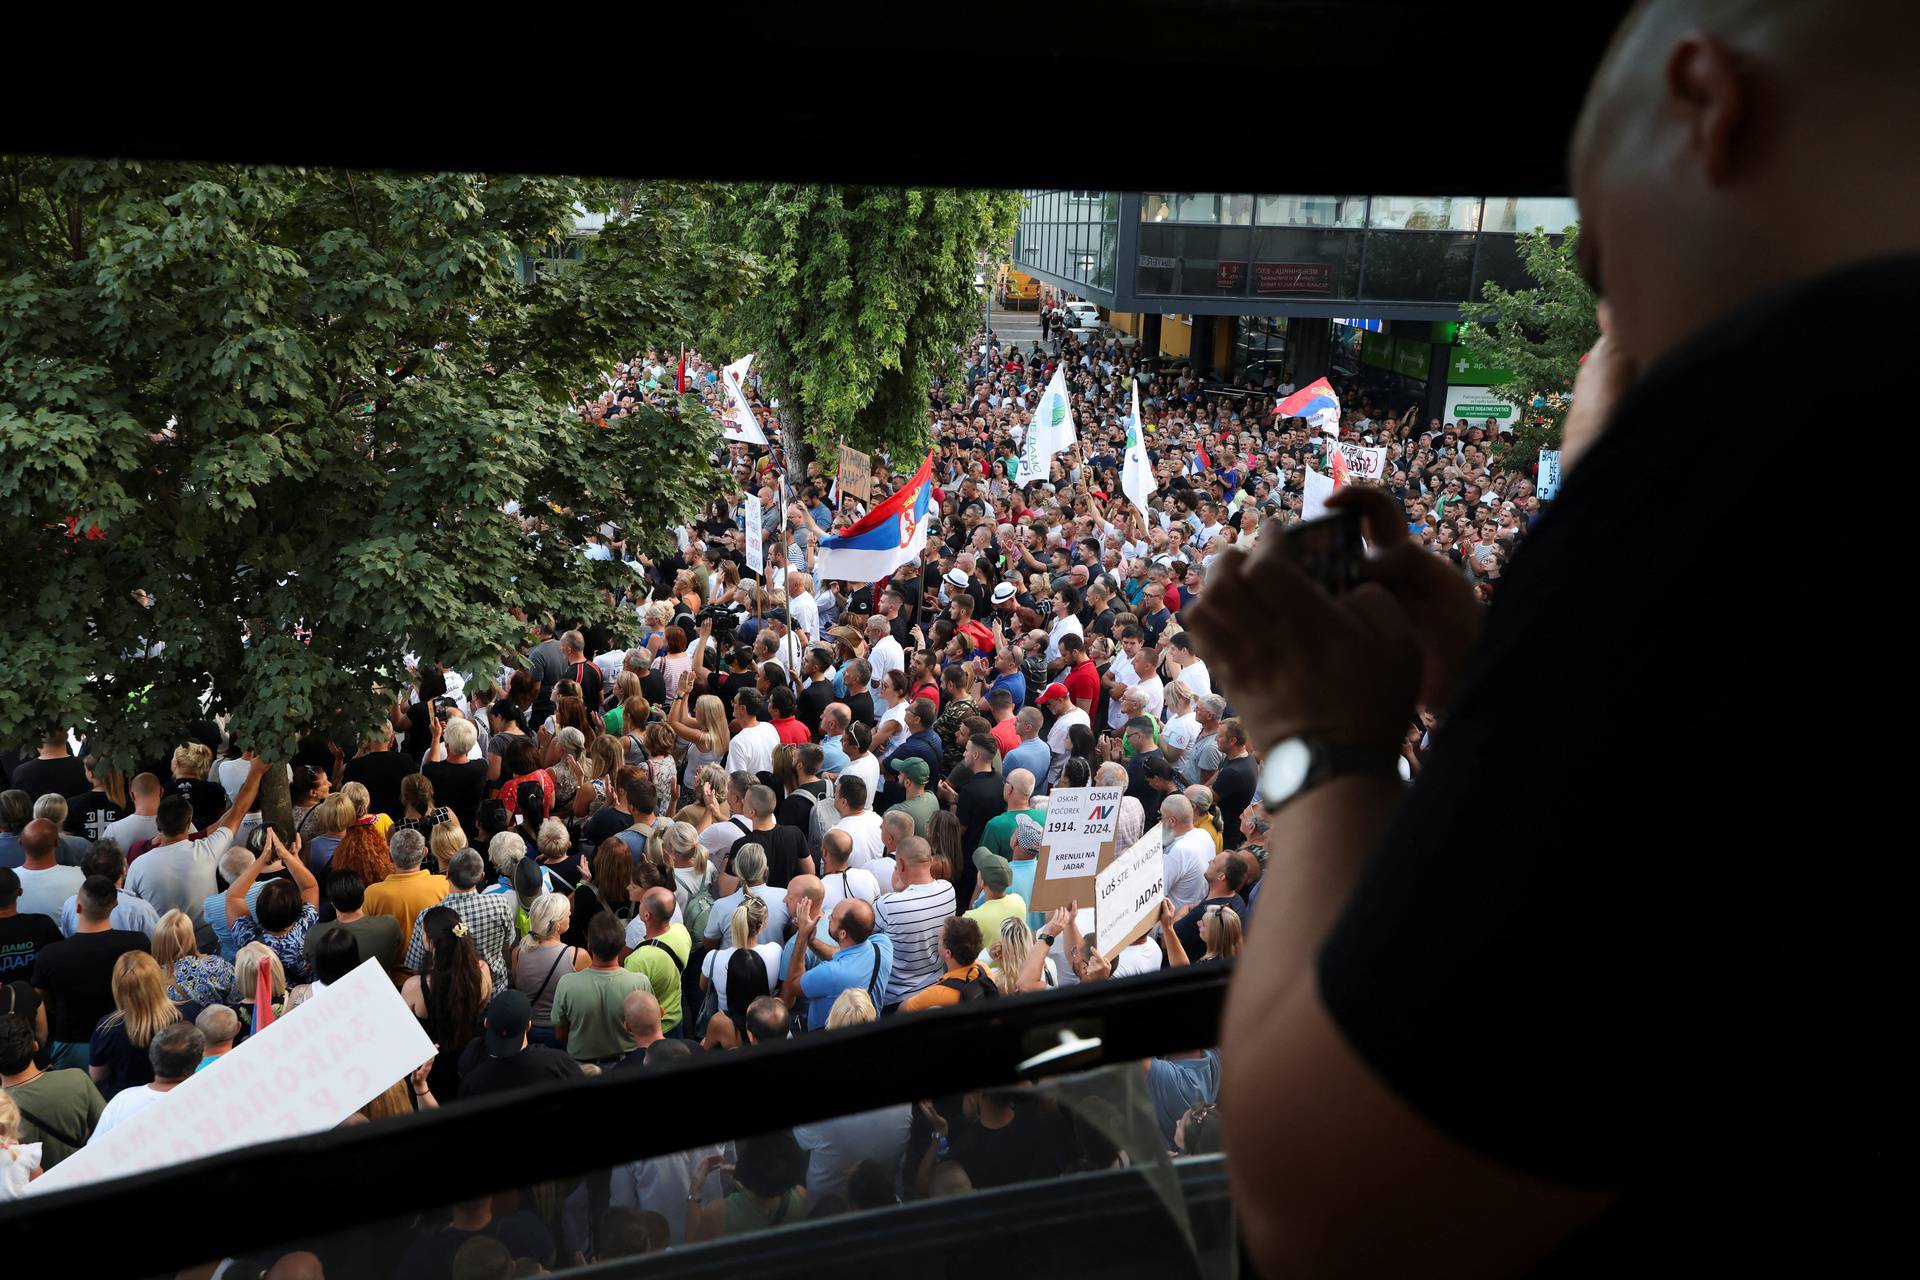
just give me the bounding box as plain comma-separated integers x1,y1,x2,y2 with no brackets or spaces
770,716,811,746
1064,658,1100,708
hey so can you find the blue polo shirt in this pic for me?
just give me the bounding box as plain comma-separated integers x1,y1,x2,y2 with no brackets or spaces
989,670,1027,707
797,934,894,1030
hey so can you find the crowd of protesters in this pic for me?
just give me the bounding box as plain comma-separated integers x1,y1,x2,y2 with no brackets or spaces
0,313,1541,1273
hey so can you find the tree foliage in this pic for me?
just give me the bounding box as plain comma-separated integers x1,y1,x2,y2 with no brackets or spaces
1457,225,1596,465
718,185,1022,467
0,159,750,773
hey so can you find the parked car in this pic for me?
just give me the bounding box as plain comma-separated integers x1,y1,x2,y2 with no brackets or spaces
1063,301,1102,328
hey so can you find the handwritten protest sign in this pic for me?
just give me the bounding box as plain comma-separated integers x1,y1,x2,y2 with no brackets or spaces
1029,786,1123,911
1338,443,1387,481
1537,449,1562,501
1096,824,1166,960
837,443,872,508
29,958,433,1196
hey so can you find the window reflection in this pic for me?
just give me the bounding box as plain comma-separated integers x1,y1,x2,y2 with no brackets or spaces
1367,197,1484,231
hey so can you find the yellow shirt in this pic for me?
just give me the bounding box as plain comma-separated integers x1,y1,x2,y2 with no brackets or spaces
963,893,1029,954
362,869,449,966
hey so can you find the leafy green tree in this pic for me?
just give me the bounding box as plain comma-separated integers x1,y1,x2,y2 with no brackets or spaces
719,185,1022,469
0,159,750,783
1457,225,1596,465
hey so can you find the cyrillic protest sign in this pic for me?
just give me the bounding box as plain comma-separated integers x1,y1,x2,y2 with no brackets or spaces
837,443,872,508
744,494,764,575
1096,824,1166,960
1029,785,1123,912
29,958,433,1196
1537,449,1561,501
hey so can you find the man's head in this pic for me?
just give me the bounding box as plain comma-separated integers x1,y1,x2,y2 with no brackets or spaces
17,818,58,867
448,848,487,891
897,835,933,879
940,916,985,970
743,995,790,1046
77,874,118,921
836,775,868,816
785,873,824,921
155,794,193,839
830,897,875,948
822,828,854,870
1570,0,1919,370
895,756,930,792
196,1003,241,1051
149,1021,207,1083
882,809,914,853
623,989,664,1045
1161,793,1195,833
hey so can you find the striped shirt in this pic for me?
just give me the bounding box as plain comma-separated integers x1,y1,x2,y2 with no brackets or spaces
875,879,957,1006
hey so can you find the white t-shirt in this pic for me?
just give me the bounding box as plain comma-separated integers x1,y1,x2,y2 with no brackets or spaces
592,649,627,687
1162,713,1202,758
1045,707,1091,787
788,591,819,642
1162,828,1214,912
820,867,882,915
101,812,159,853
126,826,235,929
868,634,906,686
841,754,881,804
876,700,911,760
701,942,783,1015
834,811,886,867
1046,614,1084,664
1172,659,1212,699
865,855,899,893
1106,654,1144,730
1131,674,1165,722
93,1082,173,1138
726,721,780,778
793,1106,913,1202
13,865,83,919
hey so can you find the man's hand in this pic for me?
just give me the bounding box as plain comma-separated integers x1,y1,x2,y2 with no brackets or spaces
1561,307,1635,477
1326,486,1481,713
1183,512,1419,755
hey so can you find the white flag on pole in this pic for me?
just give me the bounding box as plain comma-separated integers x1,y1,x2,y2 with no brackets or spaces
1038,366,1078,453
1121,378,1157,521
721,354,768,446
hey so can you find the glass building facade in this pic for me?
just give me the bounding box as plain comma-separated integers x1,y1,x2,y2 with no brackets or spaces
1013,191,1579,321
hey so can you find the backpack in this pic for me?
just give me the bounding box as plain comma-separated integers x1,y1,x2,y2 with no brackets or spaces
683,875,718,947
725,948,772,1023
807,786,841,860
935,965,1001,1004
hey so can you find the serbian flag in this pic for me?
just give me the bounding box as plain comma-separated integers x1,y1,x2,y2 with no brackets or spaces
1187,435,1211,475
1328,441,1351,488
676,347,688,394
252,959,277,1036
814,451,935,584
1276,377,1342,437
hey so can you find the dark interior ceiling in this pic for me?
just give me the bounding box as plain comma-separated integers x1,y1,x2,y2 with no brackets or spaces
2,1,1631,195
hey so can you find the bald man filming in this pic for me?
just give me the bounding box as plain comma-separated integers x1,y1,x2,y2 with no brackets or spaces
1187,3,1910,1275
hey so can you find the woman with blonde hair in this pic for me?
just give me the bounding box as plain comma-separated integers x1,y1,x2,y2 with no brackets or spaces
698,896,778,1028
669,690,729,792
826,987,878,1030
150,909,236,1007
603,672,644,736
426,818,467,876
169,742,227,829
648,820,708,910
546,725,590,815
990,916,1055,994
512,891,587,1049
232,941,288,1029
580,733,625,815
1160,900,1242,966
339,780,393,843
305,792,357,874
88,952,183,1098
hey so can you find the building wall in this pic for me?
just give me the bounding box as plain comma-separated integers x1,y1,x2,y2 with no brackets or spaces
1159,315,1192,359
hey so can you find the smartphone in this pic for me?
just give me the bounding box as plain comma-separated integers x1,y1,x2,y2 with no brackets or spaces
1279,507,1364,595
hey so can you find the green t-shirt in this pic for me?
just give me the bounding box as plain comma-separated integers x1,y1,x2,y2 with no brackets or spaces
979,806,1046,862
4,1067,104,1168
892,792,940,837
551,966,653,1062
605,707,625,736
622,924,691,1034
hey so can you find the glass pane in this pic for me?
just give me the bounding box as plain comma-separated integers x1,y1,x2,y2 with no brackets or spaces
1368,196,1484,231
1255,195,1365,228
1220,194,1255,225
1251,226,1363,297
1360,230,1478,301
1480,196,1580,234
1141,192,1173,222
1136,222,1182,294
1172,193,1219,223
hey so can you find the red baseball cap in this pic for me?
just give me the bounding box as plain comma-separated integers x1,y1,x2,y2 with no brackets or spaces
1039,682,1072,704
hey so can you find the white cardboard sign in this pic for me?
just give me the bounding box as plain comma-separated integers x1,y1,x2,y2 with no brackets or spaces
1301,465,1336,520
1537,449,1562,501
1040,786,1123,880
1096,824,1166,960
29,958,433,1195
744,494,764,575
1338,443,1387,481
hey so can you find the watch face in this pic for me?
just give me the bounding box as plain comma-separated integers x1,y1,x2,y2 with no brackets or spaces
1262,738,1313,806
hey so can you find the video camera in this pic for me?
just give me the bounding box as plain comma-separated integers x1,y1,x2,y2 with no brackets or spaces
695,603,741,641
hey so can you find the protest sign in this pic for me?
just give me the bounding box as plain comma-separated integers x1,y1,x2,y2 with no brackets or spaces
1029,786,1123,911
837,443,872,509
1096,824,1166,960
1338,443,1387,481
744,494,764,575
1301,465,1335,520
1537,449,1562,501
29,958,432,1196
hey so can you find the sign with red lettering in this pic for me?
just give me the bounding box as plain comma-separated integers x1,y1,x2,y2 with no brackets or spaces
1253,262,1333,294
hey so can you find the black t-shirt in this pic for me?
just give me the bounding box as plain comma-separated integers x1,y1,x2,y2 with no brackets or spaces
8,756,90,804
420,759,488,836
579,803,633,849
32,930,151,1044
395,1210,554,1280
1173,893,1247,962
169,776,228,830
0,912,64,983
637,669,669,708
61,789,124,840
1316,258,1920,1276
342,750,421,823
1211,755,1257,840
845,690,877,729
776,780,828,835
455,1040,584,1099
942,1100,1072,1191
726,825,810,889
